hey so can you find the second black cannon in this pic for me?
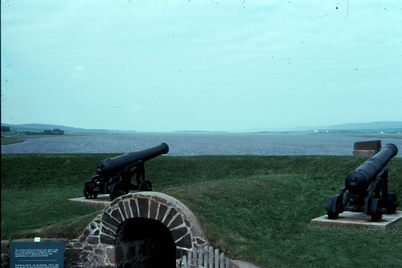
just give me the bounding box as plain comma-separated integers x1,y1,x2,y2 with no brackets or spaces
325,143,399,221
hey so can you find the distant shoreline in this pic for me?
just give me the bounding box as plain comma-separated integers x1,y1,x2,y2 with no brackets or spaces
2,132,402,157
2,121,402,135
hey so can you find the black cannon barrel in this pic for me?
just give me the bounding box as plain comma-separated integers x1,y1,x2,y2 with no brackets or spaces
345,143,398,190
97,143,169,175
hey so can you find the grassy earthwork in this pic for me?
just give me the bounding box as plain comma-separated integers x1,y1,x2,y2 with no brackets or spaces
1,136,26,145
0,133,99,145
1,154,402,267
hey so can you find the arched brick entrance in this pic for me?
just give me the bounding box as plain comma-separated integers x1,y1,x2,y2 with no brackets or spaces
76,192,208,267
115,218,176,267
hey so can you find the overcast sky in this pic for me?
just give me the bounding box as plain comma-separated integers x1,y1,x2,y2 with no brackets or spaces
1,0,401,132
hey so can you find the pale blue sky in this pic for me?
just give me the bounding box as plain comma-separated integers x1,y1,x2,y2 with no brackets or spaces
1,0,401,131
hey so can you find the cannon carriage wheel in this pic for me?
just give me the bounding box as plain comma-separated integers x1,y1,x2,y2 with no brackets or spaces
109,182,129,201
83,181,98,199
370,198,383,221
385,192,398,214
138,179,152,191
327,211,339,219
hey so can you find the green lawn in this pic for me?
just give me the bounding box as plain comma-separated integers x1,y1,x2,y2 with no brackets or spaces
1,136,26,145
1,135,60,145
1,154,402,267
1,133,92,145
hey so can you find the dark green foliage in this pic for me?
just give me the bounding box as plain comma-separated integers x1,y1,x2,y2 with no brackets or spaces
1,125,11,132
1,154,401,267
21,129,64,135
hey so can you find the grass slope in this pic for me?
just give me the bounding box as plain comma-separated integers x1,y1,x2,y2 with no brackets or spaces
2,154,402,267
1,137,26,145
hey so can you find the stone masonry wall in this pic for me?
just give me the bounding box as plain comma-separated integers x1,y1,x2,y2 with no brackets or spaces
75,192,208,267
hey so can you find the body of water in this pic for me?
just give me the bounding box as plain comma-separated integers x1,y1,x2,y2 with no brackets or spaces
1,133,402,157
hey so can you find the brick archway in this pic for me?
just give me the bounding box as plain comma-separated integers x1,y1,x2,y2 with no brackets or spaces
77,192,208,267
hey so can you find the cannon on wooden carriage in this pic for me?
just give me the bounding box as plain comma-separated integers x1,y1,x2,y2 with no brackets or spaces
83,143,169,200
325,143,399,221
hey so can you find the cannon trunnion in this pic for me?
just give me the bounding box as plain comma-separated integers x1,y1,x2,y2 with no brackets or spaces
84,143,169,200
326,143,399,221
